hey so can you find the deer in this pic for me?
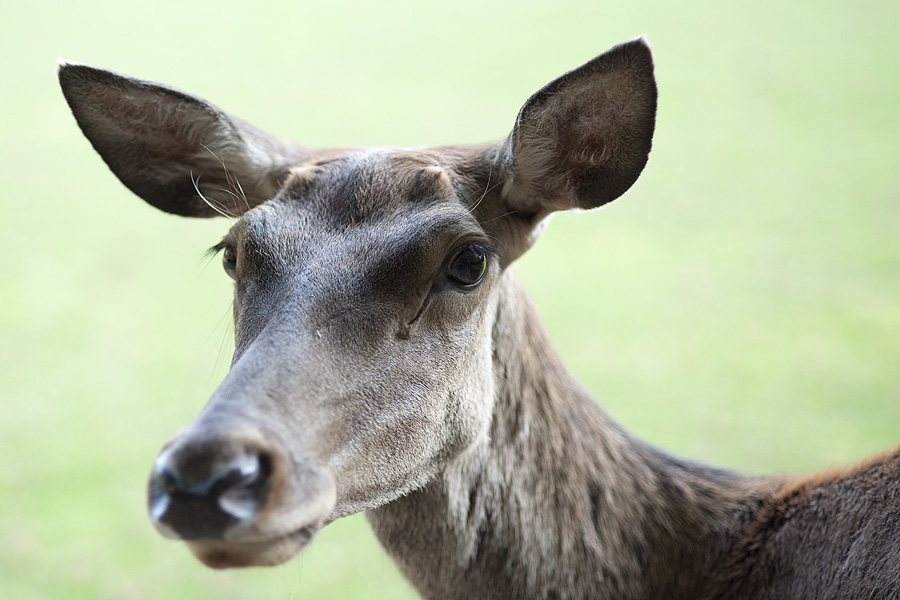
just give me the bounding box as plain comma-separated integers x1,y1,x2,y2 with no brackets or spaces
58,38,900,599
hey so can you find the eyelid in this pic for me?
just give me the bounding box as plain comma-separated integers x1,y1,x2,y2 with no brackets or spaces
450,242,496,263
208,230,238,256
205,240,230,260
470,243,496,257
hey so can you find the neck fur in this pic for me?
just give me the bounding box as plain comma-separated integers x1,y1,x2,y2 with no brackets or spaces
368,271,777,600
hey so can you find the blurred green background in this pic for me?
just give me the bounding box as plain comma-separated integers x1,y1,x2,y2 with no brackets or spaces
2,0,899,598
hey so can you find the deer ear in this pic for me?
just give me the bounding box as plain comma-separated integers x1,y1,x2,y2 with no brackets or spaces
498,38,657,219
58,62,297,218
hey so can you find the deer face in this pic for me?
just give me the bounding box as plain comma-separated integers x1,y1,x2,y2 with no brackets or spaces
59,39,656,568
152,151,504,566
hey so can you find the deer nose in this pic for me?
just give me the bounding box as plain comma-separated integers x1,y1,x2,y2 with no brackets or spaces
148,443,272,540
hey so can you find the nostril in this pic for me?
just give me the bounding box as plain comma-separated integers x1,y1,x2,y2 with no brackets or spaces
148,448,273,539
148,468,174,524
216,453,272,520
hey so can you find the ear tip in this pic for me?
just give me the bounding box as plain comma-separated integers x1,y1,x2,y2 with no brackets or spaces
615,36,655,64
56,60,105,89
57,58,78,83
634,35,652,49
56,59,89,75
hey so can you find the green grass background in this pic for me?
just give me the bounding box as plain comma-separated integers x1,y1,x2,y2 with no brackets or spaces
2,1,899,598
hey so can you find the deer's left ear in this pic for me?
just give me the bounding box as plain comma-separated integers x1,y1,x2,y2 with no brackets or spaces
497,38,657,219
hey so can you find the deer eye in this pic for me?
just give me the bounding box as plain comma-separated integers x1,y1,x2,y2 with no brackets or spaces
222,246,237,278
446,246,489,287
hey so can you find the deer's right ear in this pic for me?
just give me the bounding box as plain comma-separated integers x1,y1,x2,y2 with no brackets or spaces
58,62,297,218
497,38,657,220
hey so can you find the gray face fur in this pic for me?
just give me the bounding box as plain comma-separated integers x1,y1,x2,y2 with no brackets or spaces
58,39,657,570
166,151,508,566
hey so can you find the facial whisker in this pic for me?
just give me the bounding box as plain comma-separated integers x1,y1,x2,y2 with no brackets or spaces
468,169,503,214
191,172,237,219
200,144,251,215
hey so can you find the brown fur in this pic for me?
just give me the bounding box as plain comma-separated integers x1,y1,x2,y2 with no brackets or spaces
702,448,900,599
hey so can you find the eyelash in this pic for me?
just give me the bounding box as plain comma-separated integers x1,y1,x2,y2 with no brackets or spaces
209,241,237,277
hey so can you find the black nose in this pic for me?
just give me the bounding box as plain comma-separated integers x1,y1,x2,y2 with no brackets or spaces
149,445,272,540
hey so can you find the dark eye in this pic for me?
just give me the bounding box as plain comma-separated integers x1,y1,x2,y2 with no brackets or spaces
447,246,489,287
222,246,237,277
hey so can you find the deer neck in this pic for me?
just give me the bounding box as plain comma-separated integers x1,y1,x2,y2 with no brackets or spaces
367,271,776,600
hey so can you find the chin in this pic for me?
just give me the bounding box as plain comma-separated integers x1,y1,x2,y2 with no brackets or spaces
186,526,318,569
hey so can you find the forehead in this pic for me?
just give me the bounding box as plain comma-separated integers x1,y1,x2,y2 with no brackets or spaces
230,148,487,263
282,148,464,226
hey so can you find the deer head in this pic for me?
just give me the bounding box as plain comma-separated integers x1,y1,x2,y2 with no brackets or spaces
58,38,656,568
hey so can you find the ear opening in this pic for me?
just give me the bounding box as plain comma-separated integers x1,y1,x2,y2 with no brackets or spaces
58,61,300,217
498,38,658,219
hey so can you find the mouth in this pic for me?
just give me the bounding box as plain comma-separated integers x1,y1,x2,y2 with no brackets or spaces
185,525,318,569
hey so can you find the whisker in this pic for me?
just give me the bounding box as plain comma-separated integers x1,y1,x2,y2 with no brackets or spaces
208,185,246,205
480,209,520,224
211,303,235,379
232,177,251,213
193,249,236,376
201,143,252,214
468,168,503,213
191,171,237,219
